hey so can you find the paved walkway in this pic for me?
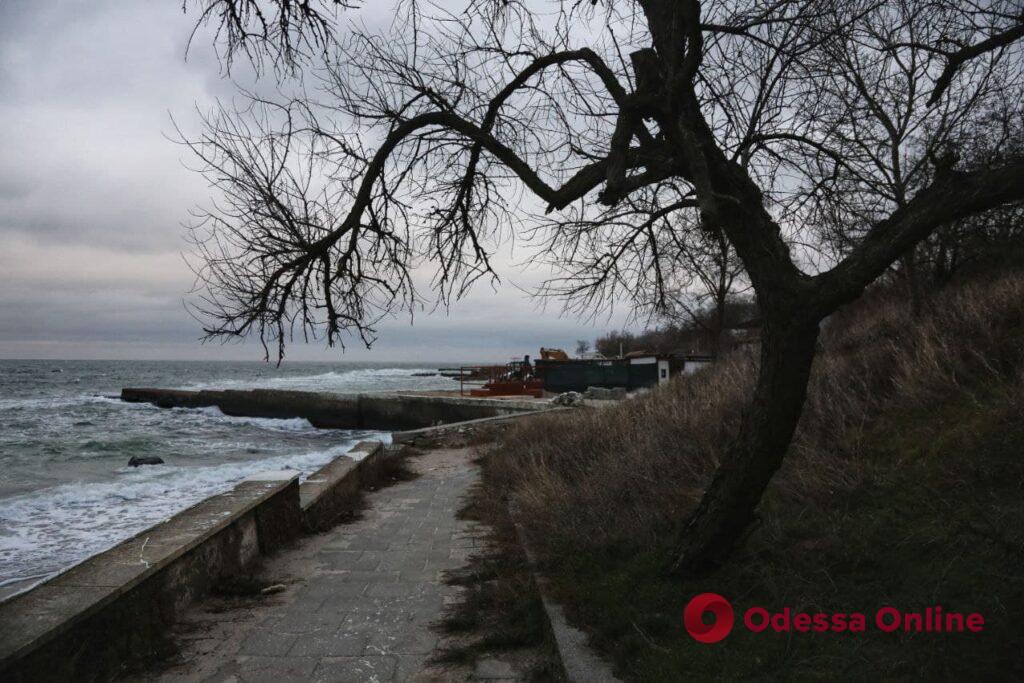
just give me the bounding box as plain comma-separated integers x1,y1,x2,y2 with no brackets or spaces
154,448,484,682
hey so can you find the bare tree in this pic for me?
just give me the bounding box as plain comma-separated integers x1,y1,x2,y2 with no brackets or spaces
183,0,1024,571
664,217,748,355
184,0,350,71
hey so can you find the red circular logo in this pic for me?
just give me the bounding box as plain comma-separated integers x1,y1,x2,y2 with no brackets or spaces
684,593,735,643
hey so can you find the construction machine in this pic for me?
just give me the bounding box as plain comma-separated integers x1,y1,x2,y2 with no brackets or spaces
540,347,570,361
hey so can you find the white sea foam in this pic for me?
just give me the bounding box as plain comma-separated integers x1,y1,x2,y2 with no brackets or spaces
183,366,448,393
0,438,374,592
271,367,437,382
171,406,318,433
0,394,154,412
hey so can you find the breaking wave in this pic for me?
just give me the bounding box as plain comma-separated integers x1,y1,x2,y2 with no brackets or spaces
0,440,373,597
0,359,422,599
183,366,449,393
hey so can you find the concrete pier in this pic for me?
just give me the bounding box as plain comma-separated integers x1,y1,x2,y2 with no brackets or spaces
121,387,547,431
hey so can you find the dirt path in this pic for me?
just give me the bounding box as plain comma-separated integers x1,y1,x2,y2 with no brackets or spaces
146,447,502,682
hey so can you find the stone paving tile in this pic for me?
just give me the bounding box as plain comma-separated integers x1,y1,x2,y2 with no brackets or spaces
337,609,417,633
208,655,319,682
317,569,404,583
237,628,300,657
296,578,370,602
183,448,479,682
310,655,398,682
365,626,440,656
318,550,385,571
270,608,348,634
288,626,369,657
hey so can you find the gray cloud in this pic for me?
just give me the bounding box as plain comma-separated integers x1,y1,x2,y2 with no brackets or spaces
0,0,633,362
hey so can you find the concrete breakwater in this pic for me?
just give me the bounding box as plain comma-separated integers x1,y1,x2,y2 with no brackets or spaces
121,387,545,431
0,441,389,682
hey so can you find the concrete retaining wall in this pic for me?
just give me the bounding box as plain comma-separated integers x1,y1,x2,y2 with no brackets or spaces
0,441,388,681
300,441,386,532
512,514,621,683
121,388,545,430
391,407,571,446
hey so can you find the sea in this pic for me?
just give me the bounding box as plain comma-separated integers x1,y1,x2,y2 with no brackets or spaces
0,359,457,600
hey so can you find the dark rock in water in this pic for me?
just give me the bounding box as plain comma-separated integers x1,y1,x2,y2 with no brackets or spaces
128,456,165,467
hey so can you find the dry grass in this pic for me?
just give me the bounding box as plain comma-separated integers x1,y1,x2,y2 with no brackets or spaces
484,270,1024,679
491,271,1024,562
434,456,564,681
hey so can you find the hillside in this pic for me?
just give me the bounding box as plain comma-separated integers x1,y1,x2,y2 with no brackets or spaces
482,271,1024,679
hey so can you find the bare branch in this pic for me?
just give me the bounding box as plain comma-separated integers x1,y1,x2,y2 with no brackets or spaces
185,0,350,72
929,16,1024,105
815,157,1024,312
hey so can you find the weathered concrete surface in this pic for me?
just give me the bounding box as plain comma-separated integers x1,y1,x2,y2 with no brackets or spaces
530,581,621,683
0,475,300,682
391,407,571,446
151,448,491,682
122,388,549,431
121,388,361,428
300,441,385,532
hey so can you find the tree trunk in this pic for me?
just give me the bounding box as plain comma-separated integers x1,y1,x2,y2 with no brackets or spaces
713,289,727,357
671,313,820,573
901,249,925,316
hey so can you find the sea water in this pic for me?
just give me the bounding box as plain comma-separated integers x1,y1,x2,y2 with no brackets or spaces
0,359,455,598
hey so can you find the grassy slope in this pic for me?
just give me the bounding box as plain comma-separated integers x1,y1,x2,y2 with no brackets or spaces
489,273,1024,680
546,390,1024,680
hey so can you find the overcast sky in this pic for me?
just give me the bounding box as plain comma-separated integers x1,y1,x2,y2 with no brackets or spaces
0,0,635,363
